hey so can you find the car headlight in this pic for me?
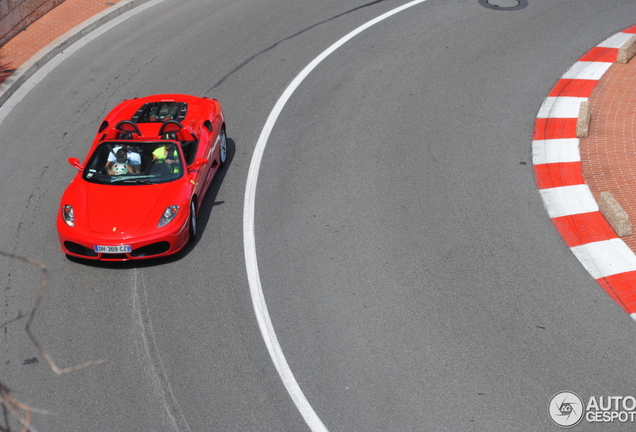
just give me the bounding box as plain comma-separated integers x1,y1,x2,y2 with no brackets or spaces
62,205,74,227
158,205,180,227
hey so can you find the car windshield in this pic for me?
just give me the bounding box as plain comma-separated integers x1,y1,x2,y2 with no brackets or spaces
82,141,184,185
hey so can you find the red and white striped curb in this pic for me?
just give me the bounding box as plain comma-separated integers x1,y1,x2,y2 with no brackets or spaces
533,25,636,320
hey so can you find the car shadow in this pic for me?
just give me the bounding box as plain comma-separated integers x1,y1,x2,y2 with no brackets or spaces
66,137,236,269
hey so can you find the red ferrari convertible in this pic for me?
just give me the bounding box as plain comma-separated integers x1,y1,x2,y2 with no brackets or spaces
57,94,227,261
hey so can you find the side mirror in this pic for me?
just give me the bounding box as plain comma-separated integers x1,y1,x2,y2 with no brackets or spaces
187,158,208,172
68,157,83,171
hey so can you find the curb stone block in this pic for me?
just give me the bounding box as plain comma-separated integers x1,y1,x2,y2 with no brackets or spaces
599,191,632,237
617,34,636,64
576,100,590,138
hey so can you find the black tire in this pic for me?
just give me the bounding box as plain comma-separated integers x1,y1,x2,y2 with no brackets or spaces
219,128,227,167
188,200,197,242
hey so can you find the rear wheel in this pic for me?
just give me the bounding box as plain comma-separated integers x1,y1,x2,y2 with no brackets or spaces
188,200,197,242
219,128,227,167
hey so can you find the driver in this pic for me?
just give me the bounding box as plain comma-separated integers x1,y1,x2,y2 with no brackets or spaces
107,149,133,175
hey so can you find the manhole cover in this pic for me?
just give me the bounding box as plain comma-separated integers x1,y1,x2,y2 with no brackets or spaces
478,0,528,11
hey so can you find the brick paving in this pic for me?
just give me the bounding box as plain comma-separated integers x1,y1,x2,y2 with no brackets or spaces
0,0,123,84
580,59,636,252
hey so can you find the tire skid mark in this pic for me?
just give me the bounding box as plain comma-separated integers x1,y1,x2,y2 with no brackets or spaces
131,268,191,432
206,0,388,92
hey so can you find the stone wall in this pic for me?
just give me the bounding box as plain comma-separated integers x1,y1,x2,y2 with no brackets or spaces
0,0,65,47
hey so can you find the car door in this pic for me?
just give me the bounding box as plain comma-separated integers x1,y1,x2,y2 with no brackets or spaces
196,118,216,198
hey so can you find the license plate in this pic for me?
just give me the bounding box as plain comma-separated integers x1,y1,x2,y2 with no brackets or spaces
94,245,132,254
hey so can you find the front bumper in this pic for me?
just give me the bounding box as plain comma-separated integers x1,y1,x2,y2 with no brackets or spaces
57,215,190,261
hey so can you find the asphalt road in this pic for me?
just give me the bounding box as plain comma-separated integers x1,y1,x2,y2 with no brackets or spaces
3,0,636,430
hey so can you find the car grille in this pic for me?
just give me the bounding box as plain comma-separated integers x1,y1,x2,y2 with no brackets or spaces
64,242,98,257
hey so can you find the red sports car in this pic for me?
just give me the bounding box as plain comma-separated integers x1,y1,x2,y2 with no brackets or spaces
57,94,227,261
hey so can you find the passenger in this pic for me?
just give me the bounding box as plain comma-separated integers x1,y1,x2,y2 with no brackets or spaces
108,149,133,175
105,144,141,173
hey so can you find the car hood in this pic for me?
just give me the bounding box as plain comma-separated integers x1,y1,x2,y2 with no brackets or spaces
85,182,172,234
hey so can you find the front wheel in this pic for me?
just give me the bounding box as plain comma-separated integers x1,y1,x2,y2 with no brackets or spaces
188,200,197,242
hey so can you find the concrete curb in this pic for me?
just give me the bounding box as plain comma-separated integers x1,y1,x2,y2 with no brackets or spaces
533,25,636,319
0,0,152,108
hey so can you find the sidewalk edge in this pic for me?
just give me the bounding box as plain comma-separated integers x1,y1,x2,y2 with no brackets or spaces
0,0,152,108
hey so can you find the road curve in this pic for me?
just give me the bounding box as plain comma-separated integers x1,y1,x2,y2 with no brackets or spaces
2,0,636,431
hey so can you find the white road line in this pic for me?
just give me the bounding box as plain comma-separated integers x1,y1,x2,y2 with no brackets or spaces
0,1,190,428
0,0,167,124
242,1,428,431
